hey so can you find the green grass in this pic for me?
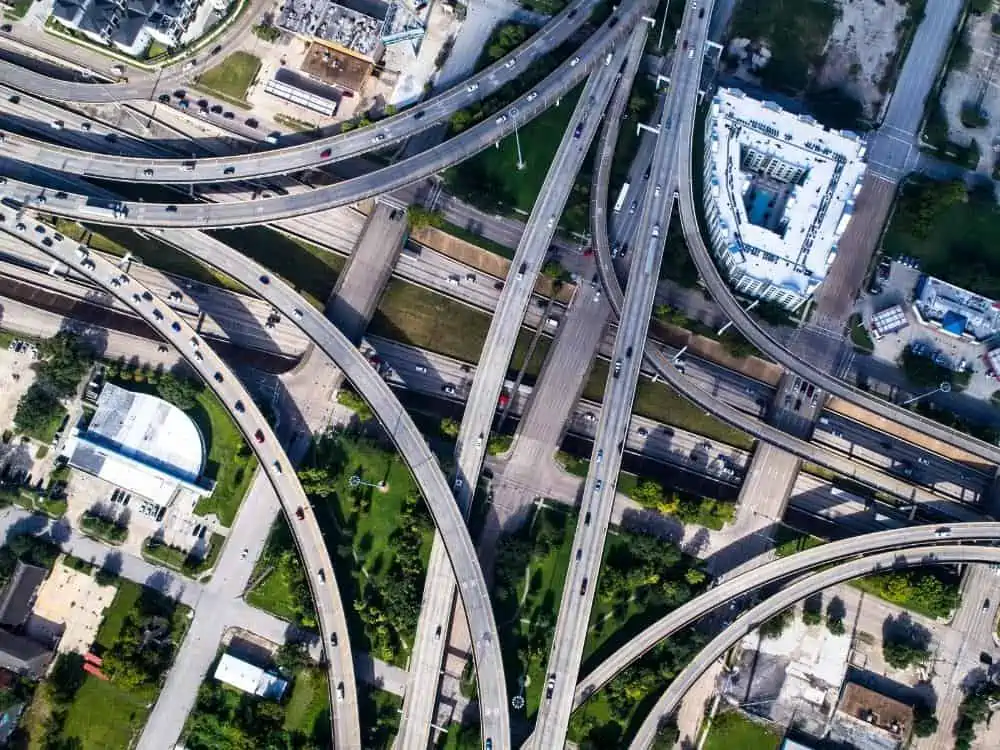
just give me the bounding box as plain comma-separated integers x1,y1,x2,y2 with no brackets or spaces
94,580,143,651
437,219,515,259
210,227,345,308
882,181,1000,299
359,686,401,750
370,279,551,372
146,40,169,59
851,567,960,619
189,388,257,526
307,438,434,667
246,524,304,622
495,506,576,720
703,709,782,750
849,313,875,352
284,667,328,735
142,539,188,569
194,51,260,104
5,0,31,19
583,359,754,450
775,526,826,557
444,89,580,214
22,403,66,444
59,675,157,749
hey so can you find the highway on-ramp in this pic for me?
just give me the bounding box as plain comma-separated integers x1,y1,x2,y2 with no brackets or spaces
0,0,602,182
529,4,708,748
0,205,362,749
628,543,1000,748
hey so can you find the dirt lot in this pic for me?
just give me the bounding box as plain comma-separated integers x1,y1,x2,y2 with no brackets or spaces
30,558,116,655
815,0,910,118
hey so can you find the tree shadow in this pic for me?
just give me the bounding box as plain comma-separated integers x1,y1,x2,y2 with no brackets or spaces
827,595,847,622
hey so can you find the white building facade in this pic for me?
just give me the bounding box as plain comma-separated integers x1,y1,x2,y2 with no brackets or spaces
702,87,867,310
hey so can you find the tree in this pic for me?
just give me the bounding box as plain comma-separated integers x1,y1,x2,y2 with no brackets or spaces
631,479,663,508
13,386,63,436
827,616,846,636
407,206,444,230
337,388,373,422
802,609,822,626
156,371,200,410
651,716,679,749
49,652,86,704
439,418,459,438
759,608,792,639
487,434,512,456
913,704,938,737
274,641,309,675
882,637,928,669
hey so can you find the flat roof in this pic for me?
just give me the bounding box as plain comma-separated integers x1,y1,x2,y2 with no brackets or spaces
915,275,1000,340
278,0,387,58
301,41,372,91
706,87,867,301
87,383,204,481
214,653,287,699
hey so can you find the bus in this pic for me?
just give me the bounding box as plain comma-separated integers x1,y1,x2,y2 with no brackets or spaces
612,182,630,213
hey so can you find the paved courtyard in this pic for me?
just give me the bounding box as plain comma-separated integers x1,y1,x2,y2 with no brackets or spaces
29,558,116,655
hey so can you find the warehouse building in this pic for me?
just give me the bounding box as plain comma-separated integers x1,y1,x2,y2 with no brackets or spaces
62,383,213,511
702,87,867,310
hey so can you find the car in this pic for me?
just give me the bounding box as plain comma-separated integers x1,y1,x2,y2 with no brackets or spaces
547,214,556,228
223,111,234,119
935,527,951,538
240,547,249,560
625,346,633,358
212,372,223,383
434,625,442,640
171,321,181,332
166,205,178,213
321,148,332,158
580,578,588,595
595,479,603,491
413,110,425,120
654,184,662,197
259,274,270,284
527,91,539,102
485,740,493,750
628,200,638,215
584,511,591,525
443,384,456,395
336,682,344,702
295,506,305,520
41,237,53,247
546,676,556,700
224,166,236,175
51,120,64,130
454,477,464,490
652,223,661,238
505,58,517,68
174,89,186,99
415,365,428,374
596,449,604,463
253,429,265,444
570,56,580,67
637,426,648,437
273,460,283,475
246,118,259,128
143,168,154,177
573,122,583,138
234,400,245,413
981,652,993,666
699,7,705,18
584,412,596,422
7,95,19,104
495,114,508,125
917,456,929,465
158,93,171,103
619,242,629,259
517,262,526,280
318,569,327,584
613,359,622,378
0,23,10,32
210,104,223,114
576,549,583,561
466,82,479,93
211,45,222,55
688,47,694,59
373,133,386,143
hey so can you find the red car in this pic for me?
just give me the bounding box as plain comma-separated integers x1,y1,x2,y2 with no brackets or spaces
321,148,332,158
253,429,265,444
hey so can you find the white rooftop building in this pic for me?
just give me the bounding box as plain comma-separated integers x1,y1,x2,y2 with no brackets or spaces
702,87,867,310
214,653,288,699
62,383,213,508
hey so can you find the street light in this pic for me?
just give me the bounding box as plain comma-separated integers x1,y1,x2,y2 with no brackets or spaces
512,110,526,171
349,474,385,490
901,381,951,406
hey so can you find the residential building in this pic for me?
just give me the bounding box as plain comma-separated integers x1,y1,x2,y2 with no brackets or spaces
213,653,288,699
913,275,1000,341
827,682,912,750
51,0,200,57
0,562,48,628
702,87,867,310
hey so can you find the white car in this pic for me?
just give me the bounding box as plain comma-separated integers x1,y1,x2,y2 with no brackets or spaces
654,184,662,198
415,365,428,373
688,47,694,59
547,215,556,228
526,91,539,102
466,82,479,93
652,223,661,238
496,114,508,125
569,56,580,67
505,58,517,69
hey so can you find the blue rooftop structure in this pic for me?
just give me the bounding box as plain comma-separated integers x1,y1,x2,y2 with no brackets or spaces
941,310,967,336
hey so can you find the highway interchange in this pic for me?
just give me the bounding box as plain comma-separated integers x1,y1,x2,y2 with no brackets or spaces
3,0,1000,749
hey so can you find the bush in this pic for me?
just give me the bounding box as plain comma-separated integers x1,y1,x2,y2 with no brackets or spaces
759,608,792,639
80,511,128,543
251,22,281,42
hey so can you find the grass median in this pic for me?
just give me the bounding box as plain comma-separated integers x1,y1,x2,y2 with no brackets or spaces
193,51,261,106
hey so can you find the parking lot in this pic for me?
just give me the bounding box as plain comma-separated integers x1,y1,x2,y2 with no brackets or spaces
860,261,998,400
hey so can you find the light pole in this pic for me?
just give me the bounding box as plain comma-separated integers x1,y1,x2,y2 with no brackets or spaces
901,381,951,406
349,474,386,490
512,110,526,171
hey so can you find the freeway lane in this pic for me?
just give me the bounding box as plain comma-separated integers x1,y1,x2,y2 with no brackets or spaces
628,544,1000,749
571,522,1000,731
141,227,509,749
530,4,704,748
0,6,648,227
0,208,362,749
397,36,637,748
0,0,602,181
